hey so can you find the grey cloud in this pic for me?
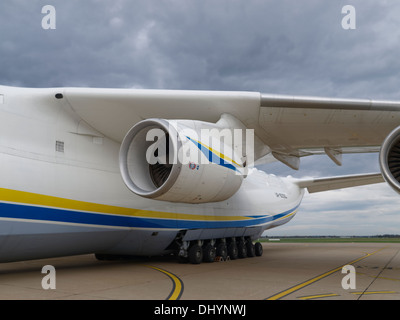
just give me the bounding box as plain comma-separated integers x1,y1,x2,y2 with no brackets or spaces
3,0,400,96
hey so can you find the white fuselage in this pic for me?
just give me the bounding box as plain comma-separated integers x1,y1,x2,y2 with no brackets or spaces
0,86,303,262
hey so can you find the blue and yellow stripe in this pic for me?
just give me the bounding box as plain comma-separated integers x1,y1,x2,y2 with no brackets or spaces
185,136,242,172
0,188,298,230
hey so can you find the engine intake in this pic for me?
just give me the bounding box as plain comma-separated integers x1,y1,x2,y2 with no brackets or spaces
379,125,400,193
119,118,244,203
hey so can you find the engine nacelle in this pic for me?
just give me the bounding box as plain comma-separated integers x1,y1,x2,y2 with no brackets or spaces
379,125,400,193
119,118,245,203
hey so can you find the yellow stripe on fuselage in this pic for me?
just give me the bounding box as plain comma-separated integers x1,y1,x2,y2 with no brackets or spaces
274,210,297,222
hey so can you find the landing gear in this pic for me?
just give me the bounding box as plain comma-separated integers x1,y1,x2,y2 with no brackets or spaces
216,242,228,260
255,242,263,257
188,243,203,264
177,237,263,264
246,240,256,257
202,242,216,262
237,239,247,259
227,240,238,260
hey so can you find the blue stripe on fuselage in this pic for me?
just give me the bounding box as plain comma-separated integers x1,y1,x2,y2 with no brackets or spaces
0,202,299,230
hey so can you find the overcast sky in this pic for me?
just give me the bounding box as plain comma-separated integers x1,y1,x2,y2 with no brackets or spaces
2,0,400,235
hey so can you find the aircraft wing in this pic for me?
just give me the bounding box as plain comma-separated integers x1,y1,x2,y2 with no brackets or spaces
61,88,400,167
259,94,400,167
294,173,385,193
62,88,262,143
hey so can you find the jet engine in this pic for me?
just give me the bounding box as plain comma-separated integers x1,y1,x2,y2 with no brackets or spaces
379,125,400,193
119,118,245,203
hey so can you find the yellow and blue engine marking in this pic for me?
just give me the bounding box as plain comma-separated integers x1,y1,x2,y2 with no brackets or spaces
185,136,242,173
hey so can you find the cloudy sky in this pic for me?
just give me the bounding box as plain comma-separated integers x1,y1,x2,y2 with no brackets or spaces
2,0,400,235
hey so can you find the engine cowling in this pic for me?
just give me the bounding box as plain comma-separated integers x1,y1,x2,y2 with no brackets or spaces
379,125,400,193
119,118,244,203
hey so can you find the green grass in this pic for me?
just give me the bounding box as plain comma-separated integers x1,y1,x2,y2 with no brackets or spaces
259,237,400,243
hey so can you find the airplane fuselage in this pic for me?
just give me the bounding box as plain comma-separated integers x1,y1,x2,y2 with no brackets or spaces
0,86,303,262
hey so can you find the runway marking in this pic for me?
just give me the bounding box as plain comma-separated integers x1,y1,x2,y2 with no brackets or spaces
265,248,383,300
297,293,340,300
147,266,184,300
355,247,400,299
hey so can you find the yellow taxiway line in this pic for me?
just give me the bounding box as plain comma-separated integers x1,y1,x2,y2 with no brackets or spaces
298,293,340,300
147,266,184,300
266,248,383,300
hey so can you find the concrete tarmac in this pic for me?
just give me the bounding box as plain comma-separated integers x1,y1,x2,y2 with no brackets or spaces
0,242,399,300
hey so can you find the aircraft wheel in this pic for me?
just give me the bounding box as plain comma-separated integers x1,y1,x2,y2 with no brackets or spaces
188,244,203,264
227,241,238,260
237,240,247,259
246,241,256,257
255,242,263,257
216,243,228,260
203,243,216,263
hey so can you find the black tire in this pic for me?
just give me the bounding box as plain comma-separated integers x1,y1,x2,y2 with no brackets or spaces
216,243,228,260
227,241,238,260
188,244,203,264
255,242,263,257
246,241,256,257
203,243,216,263
238,240,247,259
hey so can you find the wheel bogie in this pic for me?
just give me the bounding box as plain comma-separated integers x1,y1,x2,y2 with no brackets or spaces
177,237,263,264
